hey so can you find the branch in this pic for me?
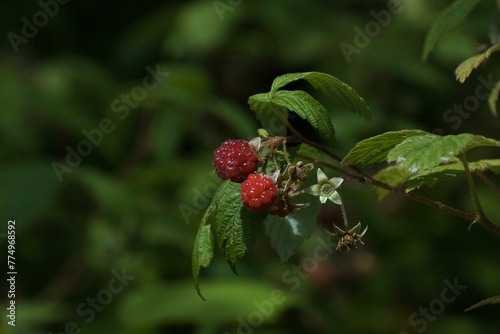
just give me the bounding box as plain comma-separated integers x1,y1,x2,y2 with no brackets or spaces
297,153,500,233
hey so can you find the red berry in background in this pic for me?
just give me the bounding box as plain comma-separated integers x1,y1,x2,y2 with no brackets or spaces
240,174,278,211
213,139,259,183
270,199,292,217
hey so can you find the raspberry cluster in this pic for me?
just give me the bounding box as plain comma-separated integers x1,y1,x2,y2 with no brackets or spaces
213,139,289,215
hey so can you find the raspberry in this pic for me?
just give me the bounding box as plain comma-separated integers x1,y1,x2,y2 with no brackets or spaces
213,139,259,183
240,174,278,211
270,199,292,217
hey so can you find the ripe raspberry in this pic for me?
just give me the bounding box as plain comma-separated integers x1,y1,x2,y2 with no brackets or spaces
213,139,259,183
240,174,278,211
270,199,292,217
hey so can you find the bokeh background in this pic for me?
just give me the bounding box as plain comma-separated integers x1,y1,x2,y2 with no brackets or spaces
1,0,500,333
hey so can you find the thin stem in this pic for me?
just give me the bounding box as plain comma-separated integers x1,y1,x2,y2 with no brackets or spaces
338,192,349,229
297,136,373,179
270,103,303,138
459,153,497,232
477,172,500,195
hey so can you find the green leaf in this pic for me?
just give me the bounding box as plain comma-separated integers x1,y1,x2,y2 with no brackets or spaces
192,205,215,299
455,42,500,83
270,71,371,121
248,93,289,136
422,0,482,60
373,166,413,201
214,181,266,273
272,90,336,147
342,130,428,166
405,159,500,191
488,79,500,117
296,143,338,166
264,196,321,262
387,133,500,173
465,295,500,312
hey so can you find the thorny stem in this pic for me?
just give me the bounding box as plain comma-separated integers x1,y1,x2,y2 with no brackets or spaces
295,150,500,233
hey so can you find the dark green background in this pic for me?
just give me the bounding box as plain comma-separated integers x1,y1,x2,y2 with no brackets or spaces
1,0,499,333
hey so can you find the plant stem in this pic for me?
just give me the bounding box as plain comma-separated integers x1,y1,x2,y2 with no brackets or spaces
459,153,498,231
477,172,500,195
298,153,500,233
338,192,349,229
270,102,303,138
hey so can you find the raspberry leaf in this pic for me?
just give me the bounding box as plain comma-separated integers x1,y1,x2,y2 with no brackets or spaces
213,181,266,274
455,42,500,83
405,159,500,191
387,133,500,173
264,195,321,262
248,93,289,136
192,220,214,300
272,90,336,147
269,71,371,121
343,130,428,166
372,165,413,201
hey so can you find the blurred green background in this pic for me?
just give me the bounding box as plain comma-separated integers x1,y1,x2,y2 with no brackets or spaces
1,0,499,333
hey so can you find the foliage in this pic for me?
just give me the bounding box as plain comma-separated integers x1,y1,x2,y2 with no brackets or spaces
193,71,500,305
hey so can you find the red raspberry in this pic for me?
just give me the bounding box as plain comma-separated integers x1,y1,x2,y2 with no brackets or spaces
270,199,292,217
240,174,278,211
213,139,259,183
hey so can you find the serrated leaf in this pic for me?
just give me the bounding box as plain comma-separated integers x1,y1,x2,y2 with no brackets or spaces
465,295,500,312
214,181,266,273
248,93,289,136
373,166,413,201
422,0,482,60
270,71,371,121
342,130,428,166
272,90,336,147
455,42,500,83
264,196,321,262
192,223,214,300
405,159,500,191
488,80,500,117
388,133,500,173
